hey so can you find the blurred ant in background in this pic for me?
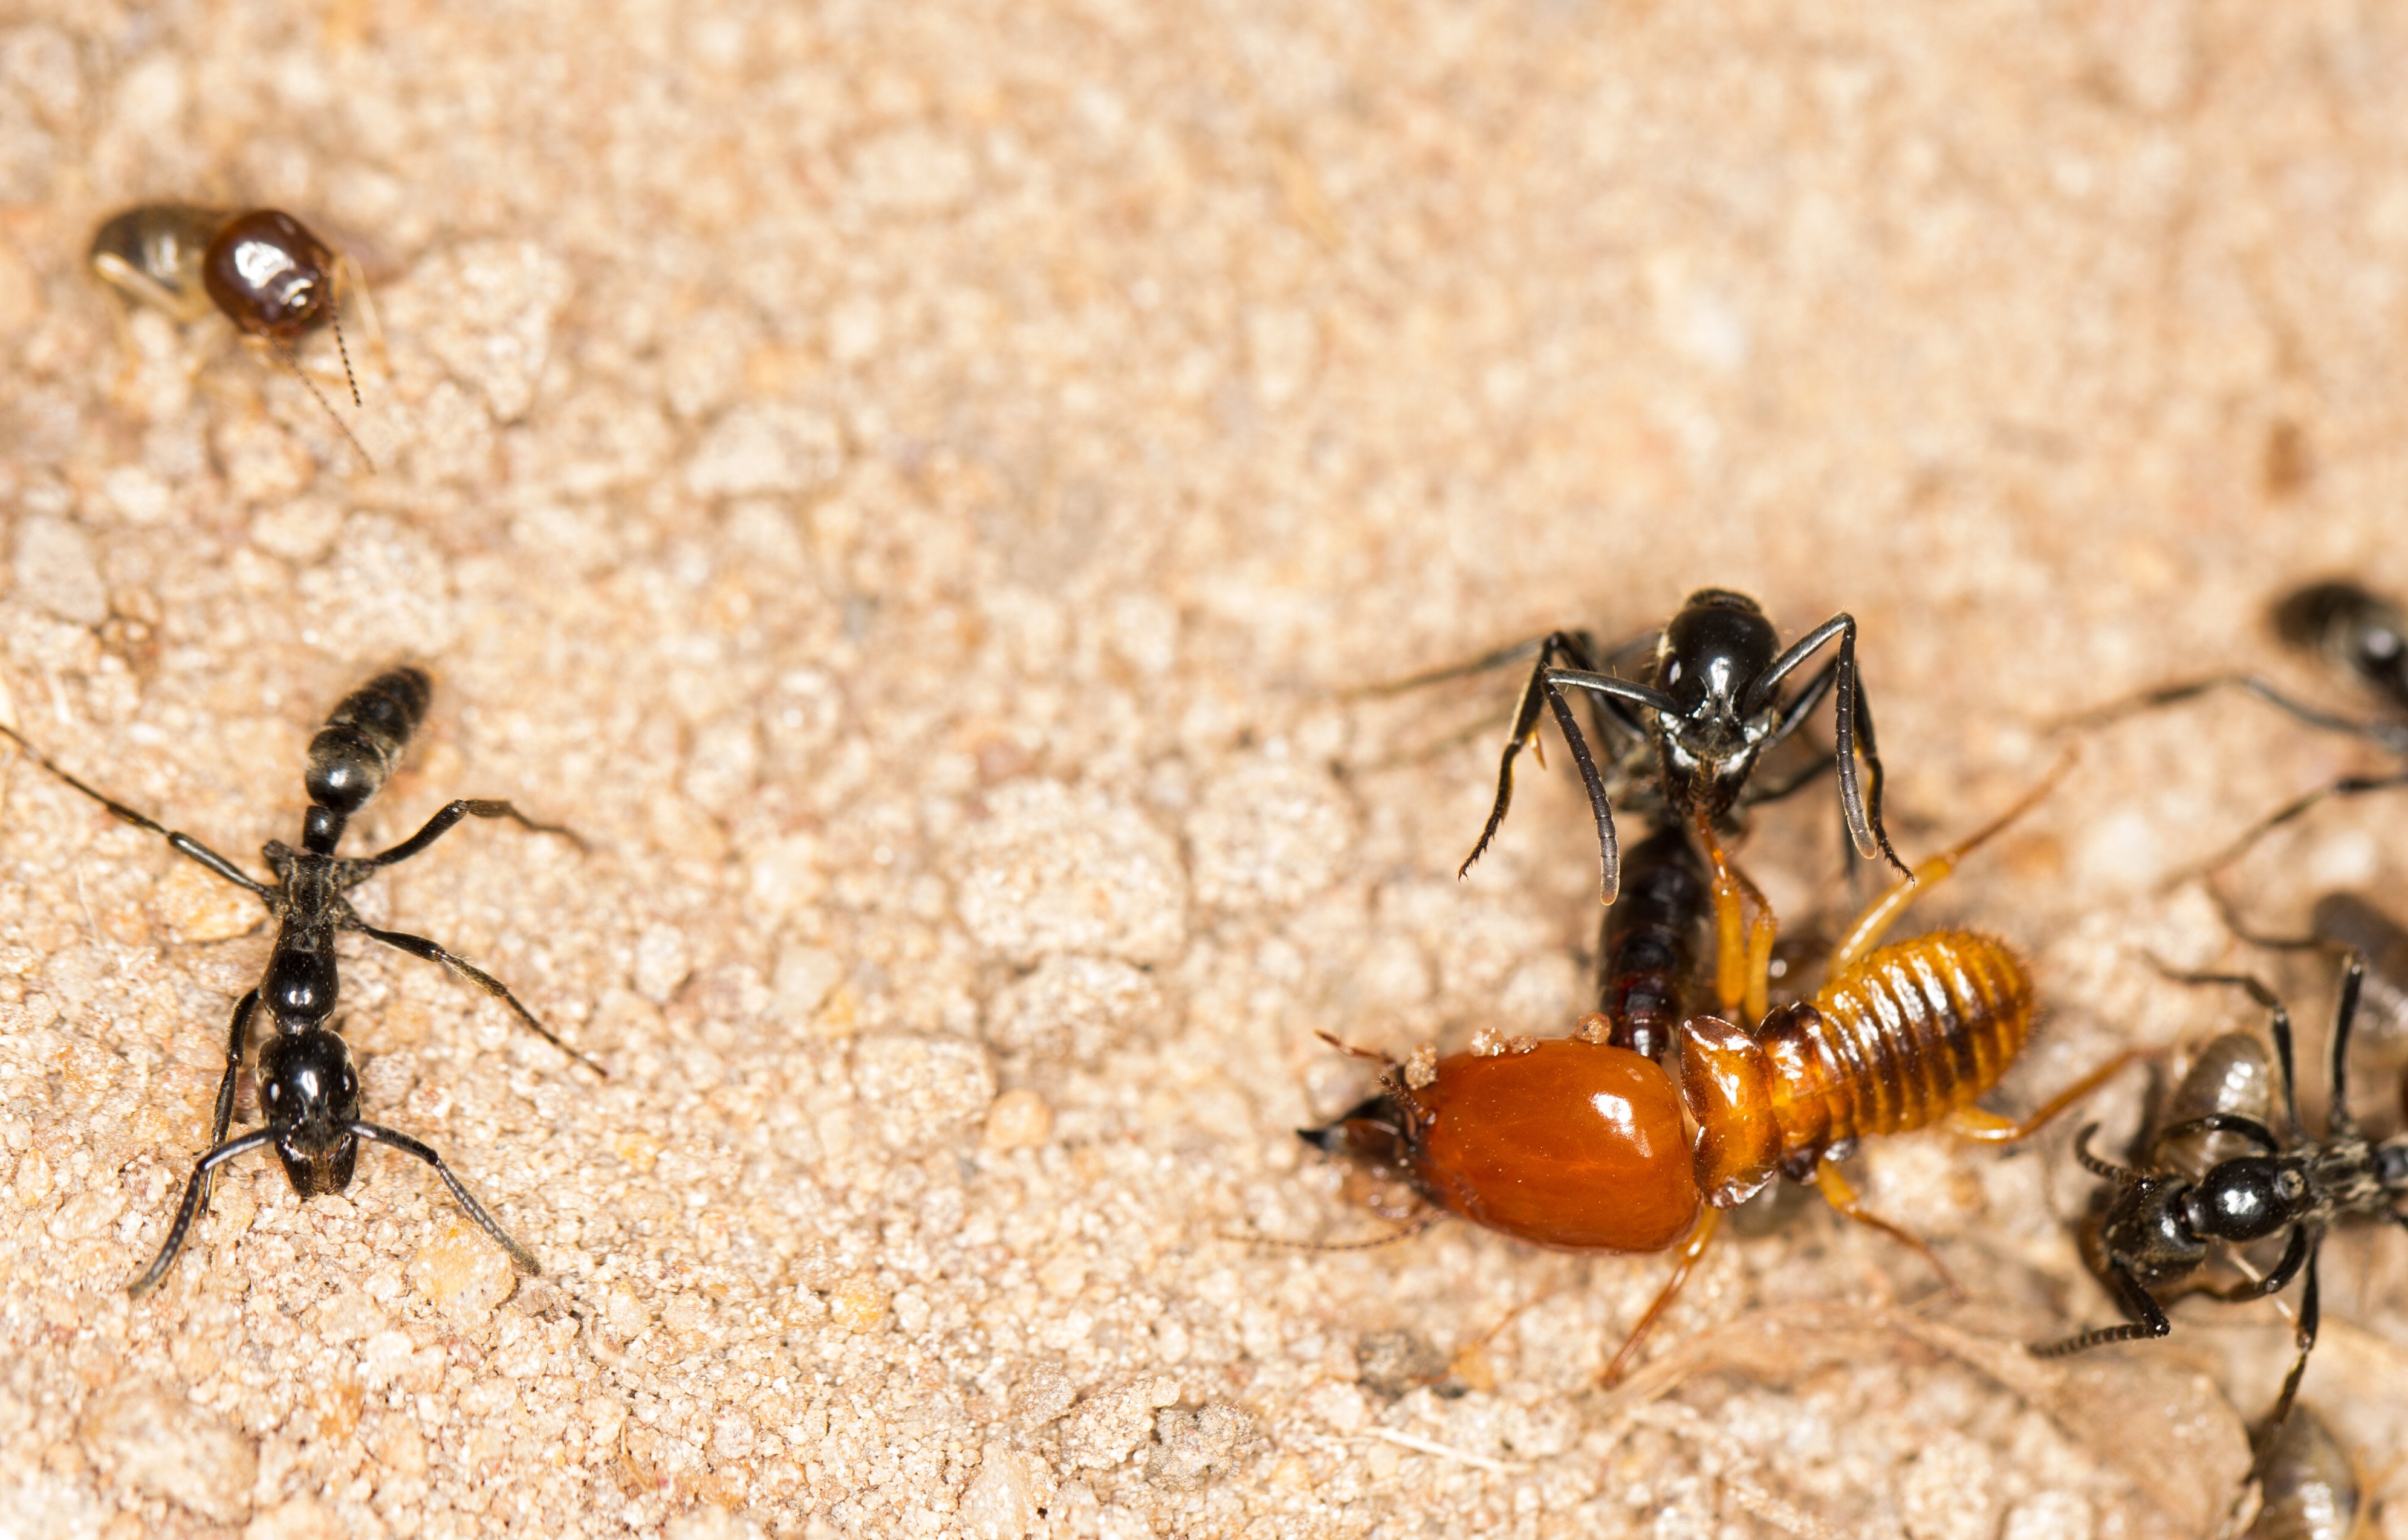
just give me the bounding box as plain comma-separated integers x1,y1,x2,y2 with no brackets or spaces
90,202,380,468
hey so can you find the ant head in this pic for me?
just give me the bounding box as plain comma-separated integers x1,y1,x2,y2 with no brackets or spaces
2094,1168,2211,1286
256,1029,362,1197
1657,592,1776,717
202,210,337,341
1654,592,1779,787
2182,1156,2311,1245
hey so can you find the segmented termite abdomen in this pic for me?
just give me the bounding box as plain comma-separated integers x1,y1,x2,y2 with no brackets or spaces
306,666,431,818
1771,929,2033,1151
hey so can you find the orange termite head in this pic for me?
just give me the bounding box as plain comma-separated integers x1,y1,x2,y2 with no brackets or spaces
1302,1038,1702,1253
1679,1014,1783,1207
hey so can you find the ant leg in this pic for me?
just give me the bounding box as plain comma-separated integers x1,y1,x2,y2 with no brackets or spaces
1355,635,1550,699
1748,614,1910,879
1826,754,2072,975
1601,1207,1721,1389
2028,1258,2173,1357
2065,672,2408,747
1810,1160,1961,1298
195,990,262,1211
2325,954,2365,1137
2202,1224,2312,1304
351,1122,540,1275
2193,769,2408,878
351,798,585,873
127,1128,276,1298
350,920,606,1076
0,723,271,898
2246,1248,2320,1491
1949,1050,2143,1144
1738,753,1837,809
1459,632,1612,879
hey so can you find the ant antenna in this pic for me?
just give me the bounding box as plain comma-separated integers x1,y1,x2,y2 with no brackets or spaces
328,309,363,408
2069,1125,2136,1183
271,338,375,473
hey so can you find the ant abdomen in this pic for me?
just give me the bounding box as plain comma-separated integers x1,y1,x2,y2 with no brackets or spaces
1686,930,2032,1205
306,666,430,817
1591,823,1706,1061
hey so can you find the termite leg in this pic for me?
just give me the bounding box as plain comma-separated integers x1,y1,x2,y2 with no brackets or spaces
1827,753,2073,974
1693,814,1776,1022
1811,1160,1962,1299
1601,1208,1722,1388
1949,1050,2144,1144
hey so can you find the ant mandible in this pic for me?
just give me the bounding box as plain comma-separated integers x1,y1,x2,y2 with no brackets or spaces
89,203,378,470
2034,955,2403,1475
0,667,594,1296
1305,765,2134,1385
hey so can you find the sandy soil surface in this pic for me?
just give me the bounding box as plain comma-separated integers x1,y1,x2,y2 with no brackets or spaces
4,1,2408,1536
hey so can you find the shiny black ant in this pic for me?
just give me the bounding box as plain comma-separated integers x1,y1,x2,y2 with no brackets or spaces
0,668,594,1296
1457,589,1910,906
2033,955,2403,1469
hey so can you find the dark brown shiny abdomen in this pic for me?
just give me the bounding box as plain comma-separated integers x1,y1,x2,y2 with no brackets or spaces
1762,929,2032,1157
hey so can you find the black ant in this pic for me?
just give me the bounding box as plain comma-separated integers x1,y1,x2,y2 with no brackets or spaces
1441,590,1911,1018
2083,580,2408,875
0,667,594,1296
89,203,378,469
2033,955,2404,1474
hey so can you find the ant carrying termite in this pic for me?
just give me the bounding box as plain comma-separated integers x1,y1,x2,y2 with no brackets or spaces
1433,590,1913,1021
0,667,593,1296
2034,956,2403,1479
89,203,380,470
1457,589,1912,897
1303,766,2134,1385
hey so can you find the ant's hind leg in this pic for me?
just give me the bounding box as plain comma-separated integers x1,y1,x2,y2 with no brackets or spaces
0,722,271,898
354,798,586,873
352,919,605,1075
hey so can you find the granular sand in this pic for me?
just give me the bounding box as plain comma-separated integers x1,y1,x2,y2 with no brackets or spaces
4,2,2408,1535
